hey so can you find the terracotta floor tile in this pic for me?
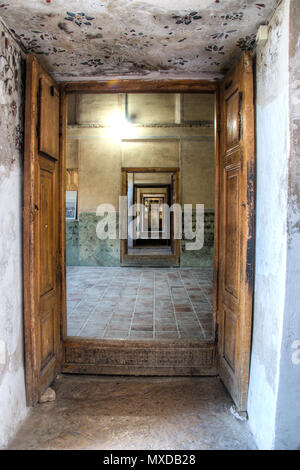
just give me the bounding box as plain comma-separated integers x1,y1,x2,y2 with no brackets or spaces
67,267,213,341
155,331,179,339
104,329,129,339
129,331,154,339
108,320,131,330
131,325,153,332
155,324,178,332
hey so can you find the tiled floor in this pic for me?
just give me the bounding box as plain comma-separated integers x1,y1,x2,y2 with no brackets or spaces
67,267,213,340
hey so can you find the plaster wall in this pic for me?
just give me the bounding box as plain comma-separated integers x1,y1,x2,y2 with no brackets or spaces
66,140,79,168
128,94,177,124
248,0,300,450
0,19,28,448
78,139,121,211
76,94,119,125
67,92,215,212
122,140,180,170
133,172,172,185
182,140,215,207
274,0,300,449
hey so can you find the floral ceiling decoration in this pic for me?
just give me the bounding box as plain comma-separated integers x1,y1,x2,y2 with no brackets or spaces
0,0,278,81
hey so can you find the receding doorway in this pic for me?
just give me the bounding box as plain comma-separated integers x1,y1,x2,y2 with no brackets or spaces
122,168,180,266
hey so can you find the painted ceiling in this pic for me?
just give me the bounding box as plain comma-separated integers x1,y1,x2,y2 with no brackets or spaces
0,0,278,81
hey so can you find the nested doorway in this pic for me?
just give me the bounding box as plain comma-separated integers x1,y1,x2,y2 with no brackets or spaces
23,52,255,414
121,168,180,266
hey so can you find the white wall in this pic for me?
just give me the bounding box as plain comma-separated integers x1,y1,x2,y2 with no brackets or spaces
274,0,300,449
0,19,28,448
248,0,300,450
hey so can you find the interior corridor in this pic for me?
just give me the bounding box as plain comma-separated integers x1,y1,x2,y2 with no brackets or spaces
8,375,256,450
67,267,214,340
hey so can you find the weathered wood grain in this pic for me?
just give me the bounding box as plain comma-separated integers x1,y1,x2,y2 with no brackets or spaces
217,51,255,411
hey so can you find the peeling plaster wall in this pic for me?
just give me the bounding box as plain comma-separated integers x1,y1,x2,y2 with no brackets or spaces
0,19,28,448
248,0,300,450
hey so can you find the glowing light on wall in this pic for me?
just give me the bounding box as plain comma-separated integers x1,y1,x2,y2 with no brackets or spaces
105,111,137,140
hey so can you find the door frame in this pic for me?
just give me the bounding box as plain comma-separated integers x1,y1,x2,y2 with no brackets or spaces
60,79,219,340
121,167,180,266
25,79,220,378
133,183,171,246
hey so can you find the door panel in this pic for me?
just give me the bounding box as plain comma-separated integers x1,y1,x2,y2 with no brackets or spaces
39,76,60,159
218,52,255,411
40,295,55,368
224,163,240,300
223,306,237,371
24,54,63,405
39,160,56,296
226,90,242,148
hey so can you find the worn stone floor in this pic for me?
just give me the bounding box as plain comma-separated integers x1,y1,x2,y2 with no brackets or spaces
8,375,256,450
67,267,213,340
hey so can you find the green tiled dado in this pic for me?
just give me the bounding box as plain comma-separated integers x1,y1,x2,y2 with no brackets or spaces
66,212,120,267
66,220,79,266
181,210,214,268
66,210,214,267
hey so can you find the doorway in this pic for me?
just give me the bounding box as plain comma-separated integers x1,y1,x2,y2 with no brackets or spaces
122,168,180,266
23,53,255,412
63,88,217,374
130,184,171,251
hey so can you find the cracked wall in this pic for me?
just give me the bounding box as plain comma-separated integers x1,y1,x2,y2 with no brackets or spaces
0,18,28,449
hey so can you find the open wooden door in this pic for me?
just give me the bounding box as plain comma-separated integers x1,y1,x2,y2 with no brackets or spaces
23,55,66,405
217,51,255,412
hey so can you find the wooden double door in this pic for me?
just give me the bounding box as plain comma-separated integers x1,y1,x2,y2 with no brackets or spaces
23,53,255,412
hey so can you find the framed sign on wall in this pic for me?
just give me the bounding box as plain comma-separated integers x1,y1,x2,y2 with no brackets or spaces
66,190,77,220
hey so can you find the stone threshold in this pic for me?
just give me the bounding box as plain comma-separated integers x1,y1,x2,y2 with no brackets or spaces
62,338,218,376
